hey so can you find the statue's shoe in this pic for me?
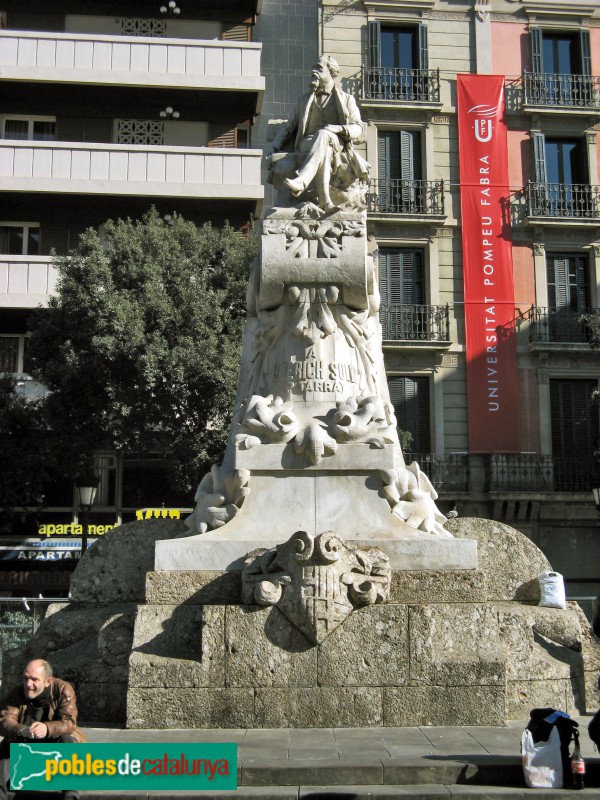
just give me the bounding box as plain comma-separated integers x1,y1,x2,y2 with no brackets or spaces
285,176,305,197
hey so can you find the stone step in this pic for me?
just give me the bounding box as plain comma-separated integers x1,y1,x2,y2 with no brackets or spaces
9,758,600,799
238,756,600,788
12,786,600,800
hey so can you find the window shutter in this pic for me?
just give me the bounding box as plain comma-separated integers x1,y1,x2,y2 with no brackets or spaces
208,124,236,148
222,23,250,42
400,130,414,181
368,21,381,68
530,28,543,74
388,376,431,454
575,254,589,309
417,24,428,71
379,249,390,306
547,255,568,309
550,379,599,461
580,30,591,77
532,131,547,184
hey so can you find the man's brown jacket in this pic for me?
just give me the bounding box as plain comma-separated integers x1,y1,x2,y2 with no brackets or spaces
0,677,87,743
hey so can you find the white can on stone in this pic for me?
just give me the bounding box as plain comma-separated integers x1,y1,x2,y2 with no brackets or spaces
538,571,567,609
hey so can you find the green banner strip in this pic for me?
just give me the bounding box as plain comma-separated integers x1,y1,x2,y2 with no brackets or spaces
10,742,237,791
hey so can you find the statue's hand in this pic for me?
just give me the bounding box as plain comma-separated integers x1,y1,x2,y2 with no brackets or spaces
324,124,343,134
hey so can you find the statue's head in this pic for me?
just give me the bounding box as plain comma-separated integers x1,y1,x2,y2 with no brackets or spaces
310,55,339,92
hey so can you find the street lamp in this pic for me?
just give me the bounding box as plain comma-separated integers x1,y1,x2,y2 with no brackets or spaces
76,473,99,556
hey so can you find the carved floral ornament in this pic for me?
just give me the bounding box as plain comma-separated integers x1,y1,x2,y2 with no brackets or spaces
235,393,396,464
242,530,391,644
263,217,364,259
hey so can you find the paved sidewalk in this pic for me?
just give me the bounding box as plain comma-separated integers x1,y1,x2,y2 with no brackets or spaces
7,719,600,799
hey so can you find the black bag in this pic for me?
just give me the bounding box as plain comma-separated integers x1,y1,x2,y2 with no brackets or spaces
527,708,579,787
589,709,600,750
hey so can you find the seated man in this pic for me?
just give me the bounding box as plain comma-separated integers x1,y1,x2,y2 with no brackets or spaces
0,659,86,800
268,54,369,212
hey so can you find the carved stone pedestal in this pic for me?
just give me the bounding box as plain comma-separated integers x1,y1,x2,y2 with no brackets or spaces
5,518,599,729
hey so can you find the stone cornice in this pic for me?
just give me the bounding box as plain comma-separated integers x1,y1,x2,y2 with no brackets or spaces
362,0,436,13
520,0,598,18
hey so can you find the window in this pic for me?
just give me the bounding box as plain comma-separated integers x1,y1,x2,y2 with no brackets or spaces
1,117,55,141
378,130,422,213
0,335,30,373
366,21,437,102
547,253,589,311
530,133,594,217
94,454,117,508
0,336,20,372
379,248,425,339
0,224,40,255
543,254,590,342
529,29,593,107
388,375,430,454
550,379,598,466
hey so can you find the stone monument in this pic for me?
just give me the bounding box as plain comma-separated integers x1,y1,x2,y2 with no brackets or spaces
155,53,475,574
4,56,599,729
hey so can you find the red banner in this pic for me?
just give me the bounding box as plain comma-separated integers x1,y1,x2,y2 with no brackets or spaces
457,74,519,452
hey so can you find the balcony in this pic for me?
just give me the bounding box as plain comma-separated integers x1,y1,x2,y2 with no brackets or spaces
526,181,600,221
488,454,595,493
528,306,597,345
523,72,600,111
0,256,56,308
380,303,450,344
362,66,440,105
367,179,445,217
0,141,263,201
0,31,264,95
404,453,469,493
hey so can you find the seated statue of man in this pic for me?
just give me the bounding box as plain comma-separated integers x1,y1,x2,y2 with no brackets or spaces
0,659,86,800
267,54,369,212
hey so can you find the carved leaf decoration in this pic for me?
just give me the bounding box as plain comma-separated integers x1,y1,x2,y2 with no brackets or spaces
207,503,239,528
235,433,262,450
354,550,369,574
294,422,338,465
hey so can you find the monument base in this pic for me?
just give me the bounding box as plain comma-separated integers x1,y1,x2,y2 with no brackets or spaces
156,531,477,571
3,518,599,729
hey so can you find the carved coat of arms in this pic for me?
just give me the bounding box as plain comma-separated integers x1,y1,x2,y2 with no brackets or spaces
242,530,391,644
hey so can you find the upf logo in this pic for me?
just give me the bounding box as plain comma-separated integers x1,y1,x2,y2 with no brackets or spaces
468,104,497,142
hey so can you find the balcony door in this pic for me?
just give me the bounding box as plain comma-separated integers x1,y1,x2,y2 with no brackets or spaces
379,248,424,339
532,133,591,216
550,379,598,488
388,375,431,456
545,253,589,341
368,22,428,100
378,130,422,213
530,29,592,106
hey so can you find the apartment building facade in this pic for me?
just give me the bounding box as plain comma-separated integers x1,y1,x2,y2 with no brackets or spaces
319,0,600,609
0,0,265,593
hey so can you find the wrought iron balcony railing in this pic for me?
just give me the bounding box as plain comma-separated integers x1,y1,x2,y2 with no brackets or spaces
523,71,600,109
526,181,600,219
362,66,440,103
488,454,596,492
367,179,445,216
380,303,450,343
528,306,598,344
404,453,469,492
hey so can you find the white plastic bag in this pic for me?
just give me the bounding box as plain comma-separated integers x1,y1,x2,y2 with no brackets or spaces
538,571,567,609
521,726,563,788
